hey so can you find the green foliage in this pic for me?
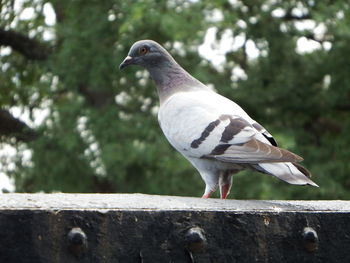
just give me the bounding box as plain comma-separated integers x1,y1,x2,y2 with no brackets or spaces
1,0,350,199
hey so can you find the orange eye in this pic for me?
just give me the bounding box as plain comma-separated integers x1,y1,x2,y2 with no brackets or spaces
139,46,148,55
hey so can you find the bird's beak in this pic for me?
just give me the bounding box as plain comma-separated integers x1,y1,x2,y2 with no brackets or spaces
119,56,134,70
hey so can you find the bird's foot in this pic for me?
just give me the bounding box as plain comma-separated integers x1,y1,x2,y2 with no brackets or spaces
201,190,214,198
201,193,211,198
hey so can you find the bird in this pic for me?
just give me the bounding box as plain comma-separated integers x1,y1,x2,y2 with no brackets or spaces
119,40,318,199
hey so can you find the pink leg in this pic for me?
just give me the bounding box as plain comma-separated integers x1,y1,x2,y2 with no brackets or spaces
220,183,231,199
219,172,233,199
202,191,213,198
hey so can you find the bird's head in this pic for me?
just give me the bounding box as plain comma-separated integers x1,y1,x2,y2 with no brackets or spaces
119,40,173,70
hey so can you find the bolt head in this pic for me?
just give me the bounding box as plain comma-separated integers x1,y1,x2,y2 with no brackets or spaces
302,227,318,253
185,227,207,253
67,227,88,257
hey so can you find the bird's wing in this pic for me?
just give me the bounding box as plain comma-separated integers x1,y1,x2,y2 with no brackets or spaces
203,138,302,163
251,121,278,147
158,90,301,164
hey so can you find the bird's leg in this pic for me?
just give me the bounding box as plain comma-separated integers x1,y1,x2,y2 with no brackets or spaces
202,191,214,199
202,185,216,198
220,184,231,199
219,172,233,199
200,172,219,198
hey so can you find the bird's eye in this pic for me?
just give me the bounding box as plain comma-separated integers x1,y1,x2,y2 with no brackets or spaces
139,46,148,55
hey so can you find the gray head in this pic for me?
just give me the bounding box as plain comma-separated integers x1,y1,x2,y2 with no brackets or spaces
120,40,207,103
119,40,177,70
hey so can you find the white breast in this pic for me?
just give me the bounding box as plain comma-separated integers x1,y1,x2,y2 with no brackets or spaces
158,90,258,157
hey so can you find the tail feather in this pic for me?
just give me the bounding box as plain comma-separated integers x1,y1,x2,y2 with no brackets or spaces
254,162,319,187
293,162,312,178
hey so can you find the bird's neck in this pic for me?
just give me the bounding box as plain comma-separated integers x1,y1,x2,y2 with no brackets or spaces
147,60,207,104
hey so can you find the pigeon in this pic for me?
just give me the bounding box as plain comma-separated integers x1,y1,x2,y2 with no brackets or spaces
119,40,318,199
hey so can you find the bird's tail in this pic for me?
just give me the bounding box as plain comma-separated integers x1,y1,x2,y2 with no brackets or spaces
252,162,319,187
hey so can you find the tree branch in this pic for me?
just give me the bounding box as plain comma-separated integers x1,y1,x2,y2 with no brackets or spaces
0,27,51,60
304,33,333,44
0,109,37,142
282,13,312,21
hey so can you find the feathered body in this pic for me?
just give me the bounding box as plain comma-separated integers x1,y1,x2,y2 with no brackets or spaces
120,40,318,199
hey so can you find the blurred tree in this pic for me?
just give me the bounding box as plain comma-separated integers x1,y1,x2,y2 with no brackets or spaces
0,0,349,199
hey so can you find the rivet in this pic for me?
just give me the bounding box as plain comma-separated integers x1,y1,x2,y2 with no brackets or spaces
67,227,88,257
302,227,318,253
185,227,207,253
